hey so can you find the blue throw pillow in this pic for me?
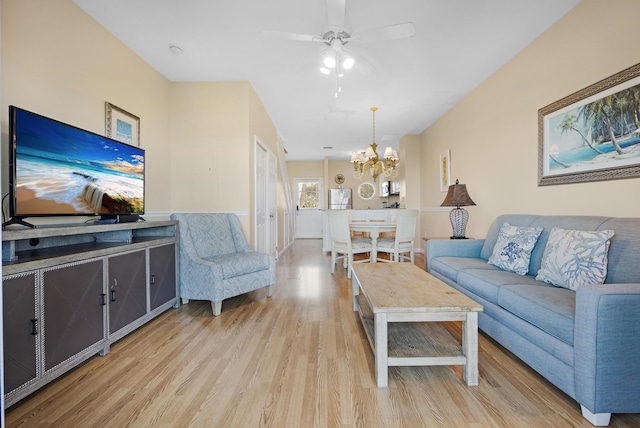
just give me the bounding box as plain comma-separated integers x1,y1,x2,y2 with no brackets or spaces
488,222,543,275
535,227,614,291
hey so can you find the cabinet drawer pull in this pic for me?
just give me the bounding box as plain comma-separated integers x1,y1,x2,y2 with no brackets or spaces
30,319,38,335
150,274,156,285
101,293,107,306
110,290,116,302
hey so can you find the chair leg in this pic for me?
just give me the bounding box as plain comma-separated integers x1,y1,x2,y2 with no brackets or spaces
331,250,336,274
266,284,273,297
181,298,190,304
347,253,354,279
211,300,222,316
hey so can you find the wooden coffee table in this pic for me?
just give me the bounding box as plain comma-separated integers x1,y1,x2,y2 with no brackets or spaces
351,263,483,387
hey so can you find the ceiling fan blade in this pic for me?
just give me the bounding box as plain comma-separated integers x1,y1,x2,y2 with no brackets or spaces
350,22,415,43
260,29,323,43
351,51,376,76
326,0,346,30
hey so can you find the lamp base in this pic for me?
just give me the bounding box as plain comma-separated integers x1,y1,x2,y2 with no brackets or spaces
449,207,469,239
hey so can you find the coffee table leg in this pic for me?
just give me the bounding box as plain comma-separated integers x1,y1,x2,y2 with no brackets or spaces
462,312,479,386
352,275,359,312
374,313,388,387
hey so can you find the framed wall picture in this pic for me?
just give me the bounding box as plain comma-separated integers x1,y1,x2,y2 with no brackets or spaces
439,149,451,192
538,62,640,185
105,102,140,147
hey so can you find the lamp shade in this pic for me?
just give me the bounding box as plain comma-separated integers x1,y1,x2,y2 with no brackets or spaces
440,179,476,208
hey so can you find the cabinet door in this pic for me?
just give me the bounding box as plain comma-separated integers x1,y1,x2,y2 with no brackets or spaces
108,250,147,334
43,260,105,371
149,244,177,311
3,272,38,393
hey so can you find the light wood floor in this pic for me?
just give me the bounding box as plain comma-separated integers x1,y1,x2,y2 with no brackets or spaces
6,239,640,427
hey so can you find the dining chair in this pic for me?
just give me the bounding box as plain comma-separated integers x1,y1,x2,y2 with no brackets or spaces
377,209,419,263
327,210,372,279
349,210,368,238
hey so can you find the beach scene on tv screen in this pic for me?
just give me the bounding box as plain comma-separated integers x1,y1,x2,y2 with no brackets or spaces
14,111,144,216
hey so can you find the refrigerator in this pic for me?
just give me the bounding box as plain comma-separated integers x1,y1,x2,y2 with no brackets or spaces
328,188,352,209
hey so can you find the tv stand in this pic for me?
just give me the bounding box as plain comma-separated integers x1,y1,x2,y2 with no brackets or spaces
99,214,144,223
2,216,36,229
2,220,178,407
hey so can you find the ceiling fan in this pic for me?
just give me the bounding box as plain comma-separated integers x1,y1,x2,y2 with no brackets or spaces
261,0,415,76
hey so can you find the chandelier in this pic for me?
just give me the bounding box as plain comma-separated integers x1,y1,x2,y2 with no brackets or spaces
350,107,399,182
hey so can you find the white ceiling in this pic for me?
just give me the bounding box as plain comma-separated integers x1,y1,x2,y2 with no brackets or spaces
73,0,580,161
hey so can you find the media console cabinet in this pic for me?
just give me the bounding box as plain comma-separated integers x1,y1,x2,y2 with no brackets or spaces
2,220,179,407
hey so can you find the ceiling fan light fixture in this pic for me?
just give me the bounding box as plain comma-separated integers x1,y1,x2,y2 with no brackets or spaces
342,57,355,70
323,56,336,68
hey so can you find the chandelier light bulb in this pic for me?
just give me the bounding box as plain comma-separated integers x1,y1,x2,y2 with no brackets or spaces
320,67,331,75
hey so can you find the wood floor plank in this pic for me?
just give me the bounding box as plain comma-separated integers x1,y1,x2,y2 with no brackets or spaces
5,239,640,427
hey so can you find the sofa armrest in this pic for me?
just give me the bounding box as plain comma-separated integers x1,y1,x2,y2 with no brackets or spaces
574,283,640,415
426,239,485,272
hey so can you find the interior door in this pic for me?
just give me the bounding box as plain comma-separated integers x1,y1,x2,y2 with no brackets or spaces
294,178,323,239
255,141,267,253
268,151,278,259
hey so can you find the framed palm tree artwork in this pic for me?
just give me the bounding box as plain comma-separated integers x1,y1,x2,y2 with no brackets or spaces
538,62,640,185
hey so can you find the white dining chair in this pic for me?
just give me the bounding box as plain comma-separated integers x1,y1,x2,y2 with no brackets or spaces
327,210,372,279
377,209,418,263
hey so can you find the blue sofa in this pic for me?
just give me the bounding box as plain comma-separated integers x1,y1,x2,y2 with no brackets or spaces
426,214,640,426
170,213,275,316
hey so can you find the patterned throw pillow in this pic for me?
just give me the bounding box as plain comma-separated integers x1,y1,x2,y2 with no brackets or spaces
488,222,543,275
535,227,615,291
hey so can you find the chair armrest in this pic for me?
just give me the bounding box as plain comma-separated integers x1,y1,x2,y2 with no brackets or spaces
426,239,485,272
574,283,640,414
178,252,224,283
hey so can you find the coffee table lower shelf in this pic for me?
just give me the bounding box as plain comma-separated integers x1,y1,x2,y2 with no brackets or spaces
356,295,467,370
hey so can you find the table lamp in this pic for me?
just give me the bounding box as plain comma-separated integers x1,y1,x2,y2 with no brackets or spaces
440,179,476,239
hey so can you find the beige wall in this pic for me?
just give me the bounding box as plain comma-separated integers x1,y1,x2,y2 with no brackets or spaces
169,82,251,213
1,0,285,249
1,0,172,219
420,0,640,240
288,159,404,210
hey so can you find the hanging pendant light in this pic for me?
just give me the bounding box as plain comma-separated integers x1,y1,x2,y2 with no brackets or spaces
350,107,399,182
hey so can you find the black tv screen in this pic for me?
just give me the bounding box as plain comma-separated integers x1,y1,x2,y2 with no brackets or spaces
8,106,145,219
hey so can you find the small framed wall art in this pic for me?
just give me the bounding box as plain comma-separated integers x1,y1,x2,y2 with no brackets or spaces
439,149,451,192
105,102,140,147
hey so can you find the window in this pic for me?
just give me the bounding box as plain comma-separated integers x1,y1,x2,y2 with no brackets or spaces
297,181,319,209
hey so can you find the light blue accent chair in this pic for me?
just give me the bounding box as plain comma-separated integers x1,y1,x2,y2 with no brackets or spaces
170,213,275,316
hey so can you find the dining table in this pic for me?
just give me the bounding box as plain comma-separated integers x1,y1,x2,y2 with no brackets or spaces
349,222,397,263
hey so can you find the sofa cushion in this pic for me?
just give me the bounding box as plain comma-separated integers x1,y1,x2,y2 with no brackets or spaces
498,284,576,345
208,252,273,279
536,227,614,291
429,257,496,283
457,269,541,305
488,222,543,275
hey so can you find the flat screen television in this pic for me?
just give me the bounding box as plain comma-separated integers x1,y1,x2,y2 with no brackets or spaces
3,106,145,228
